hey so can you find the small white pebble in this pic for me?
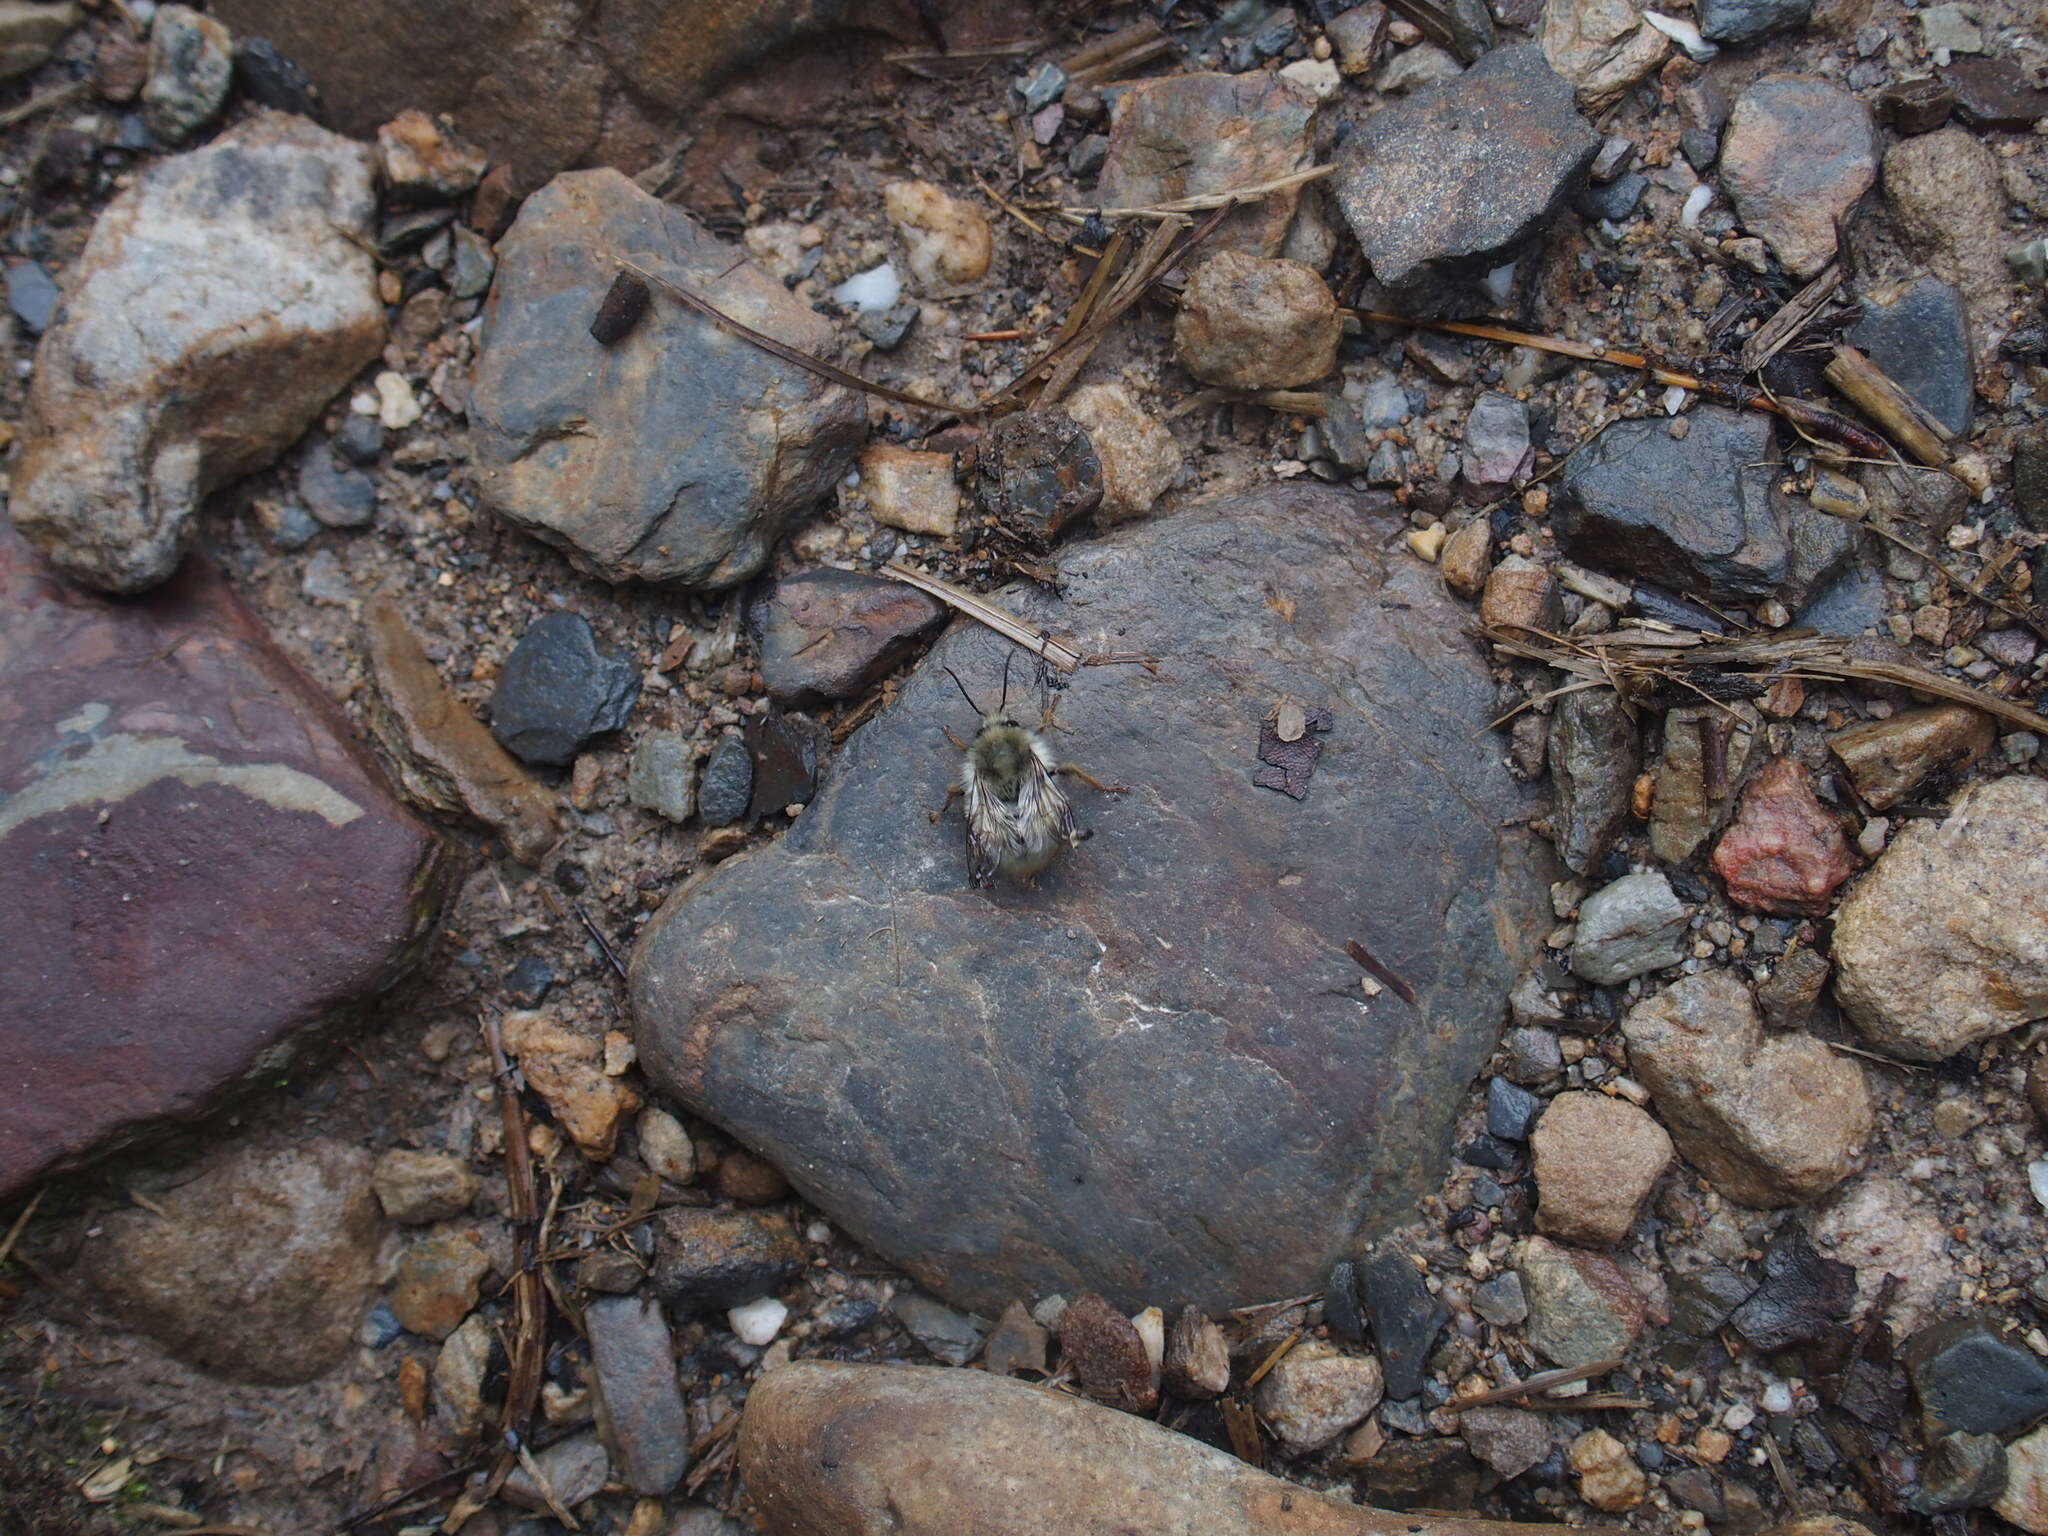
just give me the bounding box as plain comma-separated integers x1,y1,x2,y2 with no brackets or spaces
1762,1382,1794,1414
374,371,421,430
832,261,900,314
1680,184,1714,230
350,390,380,416
729,1295,789,1346
1661,385,1689,415
1723,1401,1756,1431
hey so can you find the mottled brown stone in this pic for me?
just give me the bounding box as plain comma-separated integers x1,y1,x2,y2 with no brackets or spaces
751,568,945,708
0,533,456,1198
1828,704,1994,810
1709,757,1854,917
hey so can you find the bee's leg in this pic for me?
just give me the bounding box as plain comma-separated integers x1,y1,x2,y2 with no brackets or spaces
942,725,970,752
929,783,963,823
1039,694,1068,734
1058,763,1127,795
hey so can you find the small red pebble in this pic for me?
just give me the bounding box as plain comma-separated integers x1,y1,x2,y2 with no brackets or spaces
1709,757,1853,917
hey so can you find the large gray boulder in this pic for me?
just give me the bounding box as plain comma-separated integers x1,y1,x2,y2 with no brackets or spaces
630,488,1551,1314
469,169,865,590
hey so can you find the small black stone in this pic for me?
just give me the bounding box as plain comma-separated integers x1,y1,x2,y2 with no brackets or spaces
234,37,318,116
1907,1432,2008,1515
1575,171,1648,224
552,860,589,893
698,734,755,827
1696,0,1812,44
332,412,387,465
6,259,59,335
1461,1134,1519,1170
746,712,830,819
1357,1247,1449,1400
1485,1076,1543,1140
504,954,555,1008
489,612,640,766
298,439,378,528
1669,1265,1758,1336
1680,127,1721,171
1324,1259,1367,1344
590,271,651,346
1847,276,1973,438
857,301,919,351
1901,1315,2048,1438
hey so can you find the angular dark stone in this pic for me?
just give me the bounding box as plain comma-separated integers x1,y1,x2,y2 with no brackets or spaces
2016,421,2048,533
470,170,864,589
744,712,828,819
332,411,387,464
1557,405,1838,604
751,568,945,708
1669,1265,1758,1336
1907,1431,2008,1515
584,1294,689,1495
1878,76,1955,135
1697,0,1812,45
1325,1259,1368,1344
6,259,59,334
1358,1438,1484,1512
629,489,1550,1314
1728,1221,1856,1351
698,733,754,827
1358,1247,1449,1400
1943,55,2048,131
233,36,317,116
489,612,639,766
1335,46,1597,288
505,954,555,1008
1548,686,1637,875
0,533,455,1197
1574,171,1647,223
651,1206,804,1314
1847,276,1972,438
1901,1315,2048,1438
975,410,1103,546
892,1293,986,1367
1462,1134,1520,1170
856,301,919,351
1485,1076,1543,1140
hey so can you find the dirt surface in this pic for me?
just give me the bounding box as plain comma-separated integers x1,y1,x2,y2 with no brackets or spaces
3,0,2047,1533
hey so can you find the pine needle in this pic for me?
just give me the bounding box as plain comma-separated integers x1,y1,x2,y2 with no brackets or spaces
882,560,1082,671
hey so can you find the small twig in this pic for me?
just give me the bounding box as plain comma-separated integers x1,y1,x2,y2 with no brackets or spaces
480,1014,549,1508
1345,940,1417,1007
514,1438,581,1531
963,328,1034,342
0,78,87,131
1058,163,1335,223
1242,1327,1304,1390
1738,265,1843,376
882,560,1082,671
1447,1357,1622,1409
0,1188,44,1269
1167,387,1326,420
1523,1393,1650,1411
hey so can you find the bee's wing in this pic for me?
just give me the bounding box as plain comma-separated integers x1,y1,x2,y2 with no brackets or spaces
1023,752,1080,848
962,773,1000,887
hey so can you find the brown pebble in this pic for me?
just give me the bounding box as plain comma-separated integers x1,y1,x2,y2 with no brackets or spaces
2028,1055,2048,1128
1162,1304,1232,1399
1709,757,1853,917
1057,1292,1159,1414
399,1356,430,1421
714,1146,792,1205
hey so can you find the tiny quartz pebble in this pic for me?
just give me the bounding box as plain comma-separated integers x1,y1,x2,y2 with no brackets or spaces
375,371,422,430
729,1295,789,1346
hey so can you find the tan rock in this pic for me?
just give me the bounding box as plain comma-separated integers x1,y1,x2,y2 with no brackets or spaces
390,1229,490,1339
364,600,560,864
1174,251,1340,389
1832,775,2048,1060
1720,76,1877,279
884,180,992,289
1478,554,1559,633
1255,1340,1384,1449
1885,128,2017,363
376,108,488,198
860,445,960,537
1828,704,1995,811
1622,970,1870,1206
1540,0,1670,112
1065,383,1181,523
1531,1091,1672,1247
1439,517,1492,599
373,1148,479,1225
1812,1176,1950,1333
1997,1424,2048,1534
1707,757,1853,917
637,1105,696,1184
502,1010,640,1158
1568,1428,1646,1512
740,1360,1632,1536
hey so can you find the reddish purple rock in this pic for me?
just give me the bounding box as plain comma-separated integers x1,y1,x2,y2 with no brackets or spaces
0,533,457,1195
1709,756,1853,917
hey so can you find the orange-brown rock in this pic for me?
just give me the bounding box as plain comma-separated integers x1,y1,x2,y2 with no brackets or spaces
1710,757,1853,916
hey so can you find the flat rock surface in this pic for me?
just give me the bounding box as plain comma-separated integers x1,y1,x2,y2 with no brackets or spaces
1832,775,2048,1061
0,531,455,1197
738,1361,1627,1536
631,488,1550,1314
470,168,864,589
7,111,383,593
1719,76,1877,279
1335,45,1596,288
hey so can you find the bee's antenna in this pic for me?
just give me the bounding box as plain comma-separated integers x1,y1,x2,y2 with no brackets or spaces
998,649,1015,714
942,666,984,715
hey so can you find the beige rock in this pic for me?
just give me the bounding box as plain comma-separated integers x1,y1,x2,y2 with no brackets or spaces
1065,383,1181,523
1832,775,2048,1060
1174,251,1340,390
1885,128,2017,361
0,1,78,81
1540,0,1669,112
884,180,992,289
1568,1428,1646,1511
1997,1424,2048,1534
1478,554,1559,633
390,1228,490,1339
1622,970,1871,1206
740,1360,1628,1536
83,1139,380,1384
1439,517,1492,598
1812,1176,1950,1333
1255,1340,1384,1449
9,113,384,593
433,1311,494,1439
1531,1091,1672,1247
372,1147,479,1224
638,1105,696,1184
1828,704,1994,811
861,445,960,537
376,108,488,198
503,1010,641,1158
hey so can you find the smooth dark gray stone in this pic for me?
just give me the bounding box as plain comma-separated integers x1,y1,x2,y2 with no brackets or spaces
1847,276,1973,438
488,611,639,766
